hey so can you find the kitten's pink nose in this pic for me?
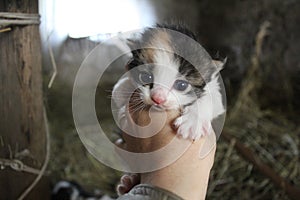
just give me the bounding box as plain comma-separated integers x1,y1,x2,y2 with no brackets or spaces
151,88,167,105
151,96,166,104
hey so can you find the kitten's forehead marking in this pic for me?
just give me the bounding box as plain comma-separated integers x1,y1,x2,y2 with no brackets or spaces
139,30,179,88
141,30,173,64
149,30,173,51
141,48,155,63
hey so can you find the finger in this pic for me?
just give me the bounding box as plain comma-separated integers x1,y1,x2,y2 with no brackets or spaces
130,173,140,185
120,174,132,185
116,184,128,196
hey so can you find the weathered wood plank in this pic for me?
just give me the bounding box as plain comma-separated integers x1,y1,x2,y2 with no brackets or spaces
0,0,49,199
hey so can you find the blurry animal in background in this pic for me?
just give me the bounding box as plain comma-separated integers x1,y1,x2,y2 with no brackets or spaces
51,180,112,200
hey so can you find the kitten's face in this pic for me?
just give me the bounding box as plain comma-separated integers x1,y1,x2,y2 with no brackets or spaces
126,27,219,110
128,49,206,110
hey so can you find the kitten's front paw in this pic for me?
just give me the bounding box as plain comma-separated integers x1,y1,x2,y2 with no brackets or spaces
174,115,211,140
116,174,140,196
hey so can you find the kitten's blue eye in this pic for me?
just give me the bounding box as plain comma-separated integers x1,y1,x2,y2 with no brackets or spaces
139,72,153,84
173,80,189,91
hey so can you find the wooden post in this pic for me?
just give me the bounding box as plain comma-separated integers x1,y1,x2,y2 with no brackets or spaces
0,1,49,199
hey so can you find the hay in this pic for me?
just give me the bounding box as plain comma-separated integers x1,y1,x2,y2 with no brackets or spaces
49,127,121,197
46,21,299,199
46,79,121,197
207,21,300,200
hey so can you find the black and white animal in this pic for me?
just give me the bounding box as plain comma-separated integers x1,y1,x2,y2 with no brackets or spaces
112,24,225,140
51,180,109,200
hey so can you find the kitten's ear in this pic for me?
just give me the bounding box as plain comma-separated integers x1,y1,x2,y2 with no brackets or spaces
213,57,227,71
127,39,136,50
125,58,133,71
125,39,137,71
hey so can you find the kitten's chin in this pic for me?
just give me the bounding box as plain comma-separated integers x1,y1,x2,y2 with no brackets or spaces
151,105,166,111
149,104,180,111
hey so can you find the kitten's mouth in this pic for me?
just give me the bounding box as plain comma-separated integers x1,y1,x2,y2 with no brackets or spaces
151,104,166,111
151,103,178,111
143,97,178,111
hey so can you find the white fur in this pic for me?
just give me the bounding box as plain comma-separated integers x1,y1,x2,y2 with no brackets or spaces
112,76,133,108
174,76,224,139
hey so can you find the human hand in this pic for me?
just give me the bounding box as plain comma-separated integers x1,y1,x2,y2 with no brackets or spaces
115,92,216,200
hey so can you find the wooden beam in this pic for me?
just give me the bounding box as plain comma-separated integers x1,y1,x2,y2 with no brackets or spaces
0,0,49,199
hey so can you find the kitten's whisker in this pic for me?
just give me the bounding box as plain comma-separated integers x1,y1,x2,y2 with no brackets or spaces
111,108,124,112
110,97,142,102
113,91,138,94
131,106,145,115
129,102,146,115
109,92,141,98
108,94,142,101
129,103,144,111
105,89,135,94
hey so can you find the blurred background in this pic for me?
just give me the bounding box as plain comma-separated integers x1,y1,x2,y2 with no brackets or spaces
1,0,299,199
42,0,300,199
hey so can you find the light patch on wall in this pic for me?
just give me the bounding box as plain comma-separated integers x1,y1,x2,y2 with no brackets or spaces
53,0,155,38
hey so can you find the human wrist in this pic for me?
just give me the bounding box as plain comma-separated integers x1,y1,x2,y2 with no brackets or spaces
140,136,216,200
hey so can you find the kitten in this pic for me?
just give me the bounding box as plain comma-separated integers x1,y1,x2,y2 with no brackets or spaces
112,24,225,140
